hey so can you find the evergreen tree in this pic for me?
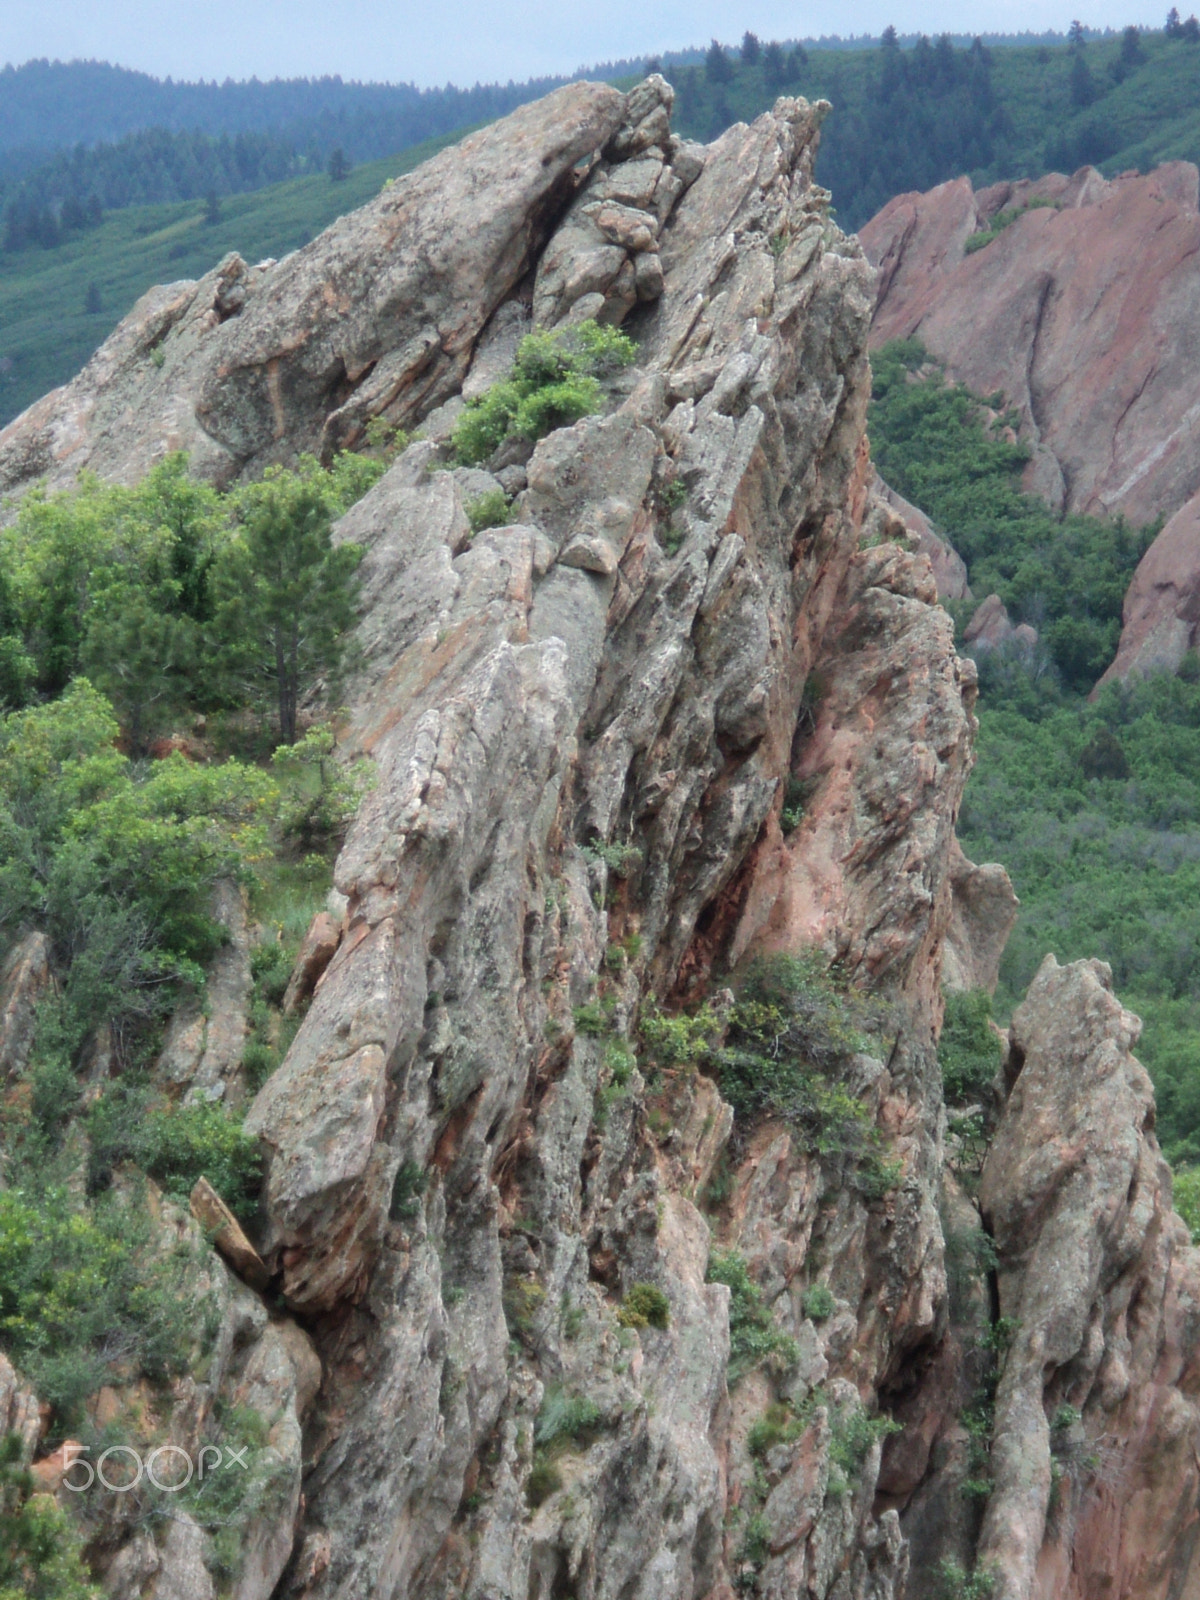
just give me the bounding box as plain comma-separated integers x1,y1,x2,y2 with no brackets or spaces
705,40,734,84
84,281,101,315
203,188,220,225
211,464,364,745
740,31,761,64
327,146,350,182
1071,50,1096,108
763,41,786,88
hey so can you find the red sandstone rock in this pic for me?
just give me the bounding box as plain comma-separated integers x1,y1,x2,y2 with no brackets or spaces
1097,494,1200,683
862,163,1200,528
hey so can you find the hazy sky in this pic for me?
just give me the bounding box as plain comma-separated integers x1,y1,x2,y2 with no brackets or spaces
1,1,1166,87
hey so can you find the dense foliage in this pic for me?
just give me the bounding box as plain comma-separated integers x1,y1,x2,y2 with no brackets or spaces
868,342,1200,1166
0,446,383,1475
0,450,376,743
452,320,637,466
870,340,1155,691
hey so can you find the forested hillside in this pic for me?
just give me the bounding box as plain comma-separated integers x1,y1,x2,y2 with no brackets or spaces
869,340,1200,1172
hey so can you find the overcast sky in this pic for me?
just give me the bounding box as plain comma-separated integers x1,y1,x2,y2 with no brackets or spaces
1,1,1166,88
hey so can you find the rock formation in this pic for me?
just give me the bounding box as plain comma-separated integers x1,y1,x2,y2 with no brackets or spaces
860,162,1200,685
3,74,1198,1600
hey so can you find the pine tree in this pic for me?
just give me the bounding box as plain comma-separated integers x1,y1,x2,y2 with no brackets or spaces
741,31,761,64
705,40,734,83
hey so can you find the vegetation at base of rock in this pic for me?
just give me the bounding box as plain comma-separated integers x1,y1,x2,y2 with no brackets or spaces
964,196,1059,253
0,1179,205,1431
802,1282,836,1321
936,1557,999,1600
465,488,514,535
1173,1167,1200,1242
870,339,1200,1171
451,320,637,466
870,340,1156,694
939,990,1003,1105
706,1249,799,1381
617,1283,671,1329
960,676,1200,1164
0,1432,98,1600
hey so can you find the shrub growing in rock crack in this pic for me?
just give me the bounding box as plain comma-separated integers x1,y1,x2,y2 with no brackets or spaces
452,320,636,467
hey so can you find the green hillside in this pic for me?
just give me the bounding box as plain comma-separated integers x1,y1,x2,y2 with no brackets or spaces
0,131,462,427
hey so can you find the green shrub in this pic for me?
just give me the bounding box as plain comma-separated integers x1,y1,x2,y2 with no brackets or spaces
0,1433,98,1600
389,1158,427,1221
573,999,613,1038
827,1399,901,1491
747,1400,809,1456
707,1248,799,1381
0,681,275,1056
451,320,636,466
936,1558,999,1600
535,1388,603,1448
639,1001,720,1068
86,1087,261,1220
525,1457,562,1507
271,724,374,852
503,1275,546,1344
0,1182,204,1429
802,1282,836,1321
1174,1167,1200,1242
465,489,513,535
617,1283,670,1330
940,990,1002,1105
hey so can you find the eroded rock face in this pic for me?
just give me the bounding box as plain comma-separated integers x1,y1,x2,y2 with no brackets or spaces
860,164,1200,688
975,955,1200,1600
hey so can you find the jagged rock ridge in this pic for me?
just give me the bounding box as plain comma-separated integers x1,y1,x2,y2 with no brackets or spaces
2,76,1199,1600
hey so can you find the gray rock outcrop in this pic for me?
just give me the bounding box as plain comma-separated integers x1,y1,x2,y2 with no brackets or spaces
5,70,1195,1600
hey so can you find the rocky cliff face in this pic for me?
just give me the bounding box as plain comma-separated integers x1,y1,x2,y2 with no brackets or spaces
5,78,1200,1600
859,163,1200,683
